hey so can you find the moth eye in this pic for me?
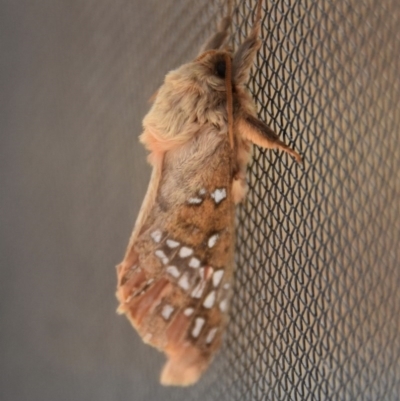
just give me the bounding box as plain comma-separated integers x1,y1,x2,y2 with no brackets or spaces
215,60,226,79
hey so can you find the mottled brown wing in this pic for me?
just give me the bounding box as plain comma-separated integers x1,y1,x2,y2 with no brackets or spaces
116,132,235,386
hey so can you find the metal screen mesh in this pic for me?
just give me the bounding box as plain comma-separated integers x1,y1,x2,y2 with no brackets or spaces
231,1,400,399
1,0,399,400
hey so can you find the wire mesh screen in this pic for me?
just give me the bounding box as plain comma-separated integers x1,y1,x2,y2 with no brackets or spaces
231,0,400,400
1,0,399,400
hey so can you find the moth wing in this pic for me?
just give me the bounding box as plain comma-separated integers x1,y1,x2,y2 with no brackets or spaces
116,132,235,386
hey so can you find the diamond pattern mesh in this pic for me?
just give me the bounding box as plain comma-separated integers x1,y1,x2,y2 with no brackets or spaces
1,0,399,400
229,1,400,400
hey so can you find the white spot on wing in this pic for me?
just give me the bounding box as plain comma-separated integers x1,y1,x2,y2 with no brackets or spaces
151,230,162,243
166,265,180,278
199,266,214,280
161,304,174,320
166,239,180,248
178,273,190,290
191,281,206,298
219,299,228,312
203,290,216,309
155,250,169,265
184,307,194,316
199,188,207,195
211,188,227,204
189,257,201,268
208,233,219,248
223,283,230,290
179,247,193,258
212,270,224,287
205,328,218,344
124,294,133,303
192,317,205,338
188,197,202,205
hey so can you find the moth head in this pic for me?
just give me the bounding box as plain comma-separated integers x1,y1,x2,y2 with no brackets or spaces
193,50,231,92
194,32,261,91
143,3,263,143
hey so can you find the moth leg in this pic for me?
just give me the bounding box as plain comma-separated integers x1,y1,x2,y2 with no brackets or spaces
232,138,252,203
238,114,302,163
198,15,231,54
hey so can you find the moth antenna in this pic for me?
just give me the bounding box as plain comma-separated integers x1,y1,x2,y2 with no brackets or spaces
252,0,263,37
227,0,233,18
223,0,235,53
232,0,265,84
198,0,235,53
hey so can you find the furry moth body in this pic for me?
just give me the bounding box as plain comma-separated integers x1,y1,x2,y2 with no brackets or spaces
116,0,301,386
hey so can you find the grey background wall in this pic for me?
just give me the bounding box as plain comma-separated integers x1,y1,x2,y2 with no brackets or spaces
1,1,400,400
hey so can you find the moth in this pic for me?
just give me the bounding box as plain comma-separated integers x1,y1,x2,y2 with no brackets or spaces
115,0,301,386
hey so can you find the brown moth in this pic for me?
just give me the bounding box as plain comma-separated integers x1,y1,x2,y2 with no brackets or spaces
115,0,301,386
